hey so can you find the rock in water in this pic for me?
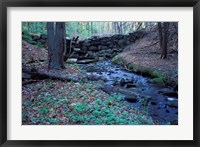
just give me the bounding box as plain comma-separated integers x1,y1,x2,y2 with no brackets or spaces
65,58,77,63
100,84,116,94
125,83,136,88
124,96,139,103
119,78,126,87
162,92,178,98
151,101,157,105
77,59,97,64
74,48,81,51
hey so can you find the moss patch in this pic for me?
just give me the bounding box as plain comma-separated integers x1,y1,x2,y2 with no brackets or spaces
112,55,176,87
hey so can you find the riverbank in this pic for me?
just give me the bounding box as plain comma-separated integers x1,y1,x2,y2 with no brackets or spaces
111,25,178,89
112,52,178,88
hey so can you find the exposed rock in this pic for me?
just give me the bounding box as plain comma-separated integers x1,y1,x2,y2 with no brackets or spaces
75,43,81,48
119,78,126,87
92,41,101,46
85,51,98,59
124,96,139,103
81,46,88,50
125,83,137,88
106,49,113,54
38,39,46,44
82,42,91,47
161,91,178,98
173,84,178,91
100,84,115,94
101,45,108,50
40,34,48,40
129,30,147,39
96,45,100,50
22,72,31,79
65,58,77,63
167,101,178,108
118,39,127,47
86,74,100,81
88,46,98,51
105,54,113,59
74,48,81,51
77,59,97,64
32,35,40,41
151,101,157,105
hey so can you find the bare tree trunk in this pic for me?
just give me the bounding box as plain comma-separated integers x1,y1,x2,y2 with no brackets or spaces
35,23,38,33
101,22,104,35
120,22,123,34
113,22,117,34
47,22,55,69
161,22,169,59
132,22,135,31
99,22,101,36
90,22,92,37
158,22,163,50
136,22,142,31
117,22,122,34
55,22,65,68
47,22,65,70
74,23,77,36
123,22,127,34
27,22,30,31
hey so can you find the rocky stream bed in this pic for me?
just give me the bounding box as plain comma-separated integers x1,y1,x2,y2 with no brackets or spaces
80,60,178,125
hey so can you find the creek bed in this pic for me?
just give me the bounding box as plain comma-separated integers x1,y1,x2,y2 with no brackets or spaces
80,60,178,125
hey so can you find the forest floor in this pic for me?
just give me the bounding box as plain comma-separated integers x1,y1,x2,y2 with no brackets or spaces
22,41,159,125
23,79,158,125
22,25,178,125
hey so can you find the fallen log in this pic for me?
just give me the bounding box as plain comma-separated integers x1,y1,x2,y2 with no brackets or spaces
22,68,84,82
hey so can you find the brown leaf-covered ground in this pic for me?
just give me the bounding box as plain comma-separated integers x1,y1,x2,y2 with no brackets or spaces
113,24,178,86
22,41,158,125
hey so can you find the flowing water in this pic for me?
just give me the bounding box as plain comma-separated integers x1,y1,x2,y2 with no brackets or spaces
80,60,178,125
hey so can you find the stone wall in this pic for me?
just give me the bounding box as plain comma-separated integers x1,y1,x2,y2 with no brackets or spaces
72,30,147,59
23,29,147,60
76,30,147,51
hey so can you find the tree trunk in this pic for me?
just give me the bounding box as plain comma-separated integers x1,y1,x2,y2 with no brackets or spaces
132,22,135,31
47,22,55,69
120,22,123,34
117,22,121,34
99,22,101,36
161,22,169,59
90,22,93,37
113,22,117,34
27,22,30,31
136,22,142,31
158,22,163,50
47,22,65,69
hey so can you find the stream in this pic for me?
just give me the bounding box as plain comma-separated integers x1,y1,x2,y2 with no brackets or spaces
80,60,178,125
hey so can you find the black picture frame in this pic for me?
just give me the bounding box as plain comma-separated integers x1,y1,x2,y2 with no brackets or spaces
0,0,199,146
